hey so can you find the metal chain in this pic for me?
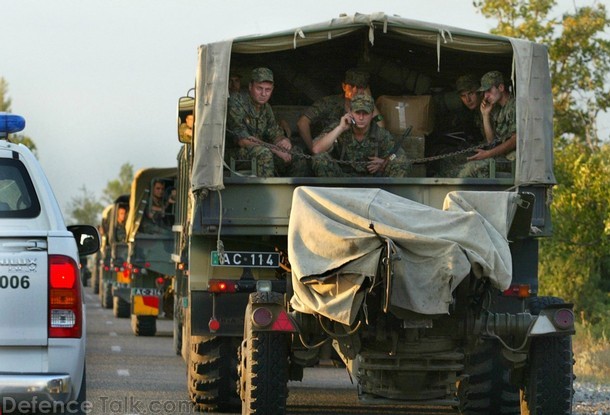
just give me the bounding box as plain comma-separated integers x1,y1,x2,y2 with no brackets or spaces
243,136,488,167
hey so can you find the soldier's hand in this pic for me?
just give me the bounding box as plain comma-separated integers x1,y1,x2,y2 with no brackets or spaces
367,156,386,174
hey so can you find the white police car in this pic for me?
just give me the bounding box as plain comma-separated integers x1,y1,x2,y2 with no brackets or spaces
0,113,99,414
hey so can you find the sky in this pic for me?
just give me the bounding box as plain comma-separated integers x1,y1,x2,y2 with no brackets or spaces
1,0,606,217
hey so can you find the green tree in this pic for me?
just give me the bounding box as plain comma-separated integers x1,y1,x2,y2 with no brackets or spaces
539,143,610,326
67,185,104,226
102,163,134,204
474,0,610,326
474,0,610,147
0,77,38,155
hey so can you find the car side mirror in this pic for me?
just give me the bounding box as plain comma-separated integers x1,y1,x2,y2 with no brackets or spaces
68,225,101,256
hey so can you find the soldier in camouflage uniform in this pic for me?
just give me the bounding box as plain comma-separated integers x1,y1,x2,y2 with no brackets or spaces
429,74,485,177
225,67,310,177
458,70,516,178
296,68,384,153
311,94,409,177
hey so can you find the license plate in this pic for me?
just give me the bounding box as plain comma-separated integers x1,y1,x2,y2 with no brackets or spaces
211,251,279,268
132,288,162,296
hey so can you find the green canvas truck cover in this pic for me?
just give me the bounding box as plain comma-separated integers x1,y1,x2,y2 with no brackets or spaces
190,12,555,191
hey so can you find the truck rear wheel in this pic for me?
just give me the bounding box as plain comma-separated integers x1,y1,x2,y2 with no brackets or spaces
239,304,289,415
520,296,574,414
131,315,157,336
113,296,130,318
188,335,240,412
458,339,520,414
173,294,182,355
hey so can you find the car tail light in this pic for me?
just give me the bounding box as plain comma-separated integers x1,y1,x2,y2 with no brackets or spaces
49,255,82,338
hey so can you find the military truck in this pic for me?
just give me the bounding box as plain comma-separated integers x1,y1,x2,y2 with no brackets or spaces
172,13,574,414
97,196,130,312
122,167,177,336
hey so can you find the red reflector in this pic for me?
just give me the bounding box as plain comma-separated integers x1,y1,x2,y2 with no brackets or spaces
144,262,151,268
252,307,274,327
209,318,220,332
553,308,574,329
156,277,165,285
271,310,295,332
142,296,159,308
208,280,236,293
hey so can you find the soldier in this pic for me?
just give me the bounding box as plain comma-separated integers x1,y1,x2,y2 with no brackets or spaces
229,72,242,96
178,113,193,143
311,94,409,177
458,70,516,178
148,180,166,223
428,74,485,177
297,68,384,153
114,206,127,242
225,67,310,177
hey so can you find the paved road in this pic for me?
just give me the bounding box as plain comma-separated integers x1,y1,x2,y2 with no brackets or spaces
84,285,454,415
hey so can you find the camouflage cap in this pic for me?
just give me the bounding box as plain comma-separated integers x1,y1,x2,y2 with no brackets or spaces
350,94,374,113
455,74,479,93
478,70,504,92
251,67,274,83
344,68,370,88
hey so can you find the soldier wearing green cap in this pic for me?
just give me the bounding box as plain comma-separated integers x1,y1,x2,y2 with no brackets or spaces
296,68,384,154
426,73,487,177
458,70,516,178
310,94,409,177
226,67,310,177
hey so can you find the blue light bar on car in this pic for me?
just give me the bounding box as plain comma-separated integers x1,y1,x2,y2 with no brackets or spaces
0,112,26,135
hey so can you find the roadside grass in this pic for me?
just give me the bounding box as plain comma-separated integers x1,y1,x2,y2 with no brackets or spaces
573,323,610,383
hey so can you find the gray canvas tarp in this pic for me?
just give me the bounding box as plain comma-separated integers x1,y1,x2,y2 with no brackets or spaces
288,187,518,325
191,12,555,192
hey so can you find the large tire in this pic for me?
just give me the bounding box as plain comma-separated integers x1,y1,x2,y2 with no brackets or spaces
188,335,240,412
101,282,113,309
113,296,130,318
520,296,574,415
131,314,157,336
173,295,182,355
458,339,520,414
239,304,290,415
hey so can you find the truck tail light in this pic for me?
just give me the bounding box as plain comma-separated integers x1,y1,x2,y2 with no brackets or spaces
49,255,82,338
208,279,237,293
502,284,531,298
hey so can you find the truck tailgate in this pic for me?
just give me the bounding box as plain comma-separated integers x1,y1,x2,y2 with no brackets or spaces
0,237,48,346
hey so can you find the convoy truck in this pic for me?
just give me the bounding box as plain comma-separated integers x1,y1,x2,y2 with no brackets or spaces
122,167,177,336
172,13,574,414
97,195,130,314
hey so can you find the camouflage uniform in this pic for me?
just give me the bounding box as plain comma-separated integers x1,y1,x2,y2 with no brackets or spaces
225,69,310,177
312,122,409,177
302,94,346,139
300,69,371,139
457,71,516,178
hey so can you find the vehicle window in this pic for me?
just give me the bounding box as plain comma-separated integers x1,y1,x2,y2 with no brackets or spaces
0,158,41,218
